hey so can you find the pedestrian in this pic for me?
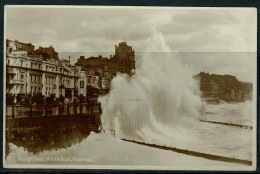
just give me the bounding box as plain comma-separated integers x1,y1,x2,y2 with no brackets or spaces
13,95,17,105
17,94,21,105
65,98,69,104
60,95,65,112
80,95,82,103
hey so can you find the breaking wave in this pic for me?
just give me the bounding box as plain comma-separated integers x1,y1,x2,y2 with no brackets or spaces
98,32,252,161
99,31,203,142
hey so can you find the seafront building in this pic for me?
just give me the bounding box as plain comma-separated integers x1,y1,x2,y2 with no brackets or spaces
74,41,136,97
6,39,136,98
6,40,81,98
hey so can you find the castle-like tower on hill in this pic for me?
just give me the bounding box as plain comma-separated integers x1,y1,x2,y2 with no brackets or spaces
114,41,135,74
76,41,136,76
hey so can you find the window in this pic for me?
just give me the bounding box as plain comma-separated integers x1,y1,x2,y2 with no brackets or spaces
31,75,33,82
80,81,84,88
8,60,10,65
39,64,41,70
21,74,24,81
35,76,37,83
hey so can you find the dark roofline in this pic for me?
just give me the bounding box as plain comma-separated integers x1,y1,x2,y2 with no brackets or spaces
6,39,35,47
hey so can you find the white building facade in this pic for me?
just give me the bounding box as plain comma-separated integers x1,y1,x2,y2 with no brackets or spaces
6,40,80,98
6,39,112,98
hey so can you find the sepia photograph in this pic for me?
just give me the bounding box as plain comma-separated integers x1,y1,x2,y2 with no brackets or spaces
3,6,257,170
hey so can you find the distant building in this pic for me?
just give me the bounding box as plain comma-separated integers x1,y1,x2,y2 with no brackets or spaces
75,41,136,96
76,41,135,76
59,59,80,98
194,71,253,102
200,80,219,99
114,41,135,74
78,64,111,97
35,45,59,60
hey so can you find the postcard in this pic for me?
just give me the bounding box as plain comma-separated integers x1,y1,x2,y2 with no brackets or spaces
3,6,257,170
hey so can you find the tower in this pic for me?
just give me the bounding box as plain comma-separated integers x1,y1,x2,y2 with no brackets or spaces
114,41,135,74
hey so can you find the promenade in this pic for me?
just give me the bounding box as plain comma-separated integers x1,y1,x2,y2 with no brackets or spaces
5,102,102,155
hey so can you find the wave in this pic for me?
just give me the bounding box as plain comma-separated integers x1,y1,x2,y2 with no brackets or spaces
98,31,252,161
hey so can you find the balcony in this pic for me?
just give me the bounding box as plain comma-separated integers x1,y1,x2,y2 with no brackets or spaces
7,69,15,74
7,79,21,85
7,80,15,84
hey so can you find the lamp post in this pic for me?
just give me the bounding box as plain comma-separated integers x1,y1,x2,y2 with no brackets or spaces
59,67,64,97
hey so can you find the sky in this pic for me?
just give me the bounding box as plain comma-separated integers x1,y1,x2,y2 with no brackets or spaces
5,6,257,82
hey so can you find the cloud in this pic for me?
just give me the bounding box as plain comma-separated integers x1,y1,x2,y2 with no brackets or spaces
6,7,256,52
5,6,256,82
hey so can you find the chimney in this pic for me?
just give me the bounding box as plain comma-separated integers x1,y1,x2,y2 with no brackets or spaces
69,56,71,64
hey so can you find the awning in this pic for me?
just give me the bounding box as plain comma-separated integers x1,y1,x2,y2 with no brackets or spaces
7,68,15,74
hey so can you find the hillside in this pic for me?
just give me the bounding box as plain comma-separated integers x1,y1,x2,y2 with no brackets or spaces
194,72,253,102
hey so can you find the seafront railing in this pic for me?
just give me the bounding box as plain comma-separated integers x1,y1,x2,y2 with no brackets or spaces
6,102,102,118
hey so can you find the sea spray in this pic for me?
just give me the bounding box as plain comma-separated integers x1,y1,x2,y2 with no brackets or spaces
99,30,203,141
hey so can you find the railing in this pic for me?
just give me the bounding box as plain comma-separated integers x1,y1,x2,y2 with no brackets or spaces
7,80,15,84
7,79,21,84
6,102,102,118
